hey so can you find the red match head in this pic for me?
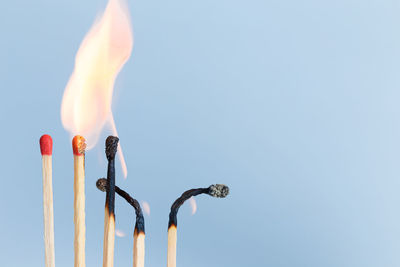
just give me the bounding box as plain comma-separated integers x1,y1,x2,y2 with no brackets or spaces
72,135,86,156
40,134,53,155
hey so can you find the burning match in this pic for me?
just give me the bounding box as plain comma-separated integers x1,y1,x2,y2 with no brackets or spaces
102,136,119,267
72,135,87,267
97,178,145,267
40,134,55,267
167,184,230,267
60,0,133,179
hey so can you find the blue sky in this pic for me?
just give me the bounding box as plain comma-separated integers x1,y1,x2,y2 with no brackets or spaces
1,0,400,266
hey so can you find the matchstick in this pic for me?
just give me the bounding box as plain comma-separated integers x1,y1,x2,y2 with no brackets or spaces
102,136,119,267
167,184,230,267
72,135,86,267
97,178,145,267
133,227,145,267
40,134,55,267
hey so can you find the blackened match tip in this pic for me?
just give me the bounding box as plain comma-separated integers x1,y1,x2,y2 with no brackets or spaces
209,184,230,198
105,136,119,160
96,178,107,192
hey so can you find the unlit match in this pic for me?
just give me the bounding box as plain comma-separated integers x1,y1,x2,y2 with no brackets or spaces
167,184,229,267
97,178,145,267
40,134,55,267
73,135,87,267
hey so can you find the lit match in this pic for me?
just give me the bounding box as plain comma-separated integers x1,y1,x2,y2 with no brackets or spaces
72,135,86,267
167,184,230,267
102,136,119,267
97,178,145,267
40,134,55,267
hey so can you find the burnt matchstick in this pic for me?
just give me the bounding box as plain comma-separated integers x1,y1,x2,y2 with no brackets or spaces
167,184,230,267
97,178,145,267
72,135,87,267
102,136,119,267
40,134,55,267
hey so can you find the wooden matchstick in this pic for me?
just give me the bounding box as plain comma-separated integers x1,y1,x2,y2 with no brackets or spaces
72,135,86,267
102,136,119,267
167,184,230,267
133,228,145,267
97,178,145,267
40,134,55,267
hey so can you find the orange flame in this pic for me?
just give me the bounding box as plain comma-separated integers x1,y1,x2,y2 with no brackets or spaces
61,0,132,178
189,197,197,215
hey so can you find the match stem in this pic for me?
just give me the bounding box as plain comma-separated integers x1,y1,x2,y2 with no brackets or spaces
168,188,208,228
115,186,145,267
133,229,145,267
102,136,118,267
114,186,145,233
42,155,55,267
167,184,229,267
96,178,145,267
167,225,177,267
74,154,86,267
167,188,207,267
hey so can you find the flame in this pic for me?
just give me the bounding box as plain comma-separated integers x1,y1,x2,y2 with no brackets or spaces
115,229,126,237
189,197,197,215
61,0,132,178
141,201,150,216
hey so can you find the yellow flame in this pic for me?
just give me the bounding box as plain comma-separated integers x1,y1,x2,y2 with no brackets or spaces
189,197,197,215
61,0,132,178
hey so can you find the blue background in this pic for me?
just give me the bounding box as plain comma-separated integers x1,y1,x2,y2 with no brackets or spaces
1,0,400,266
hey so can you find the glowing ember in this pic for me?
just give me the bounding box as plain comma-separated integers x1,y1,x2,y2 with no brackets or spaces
61,0,133,178
189,197,197,215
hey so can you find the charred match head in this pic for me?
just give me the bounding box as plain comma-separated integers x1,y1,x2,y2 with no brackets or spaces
96,178,145,234
96,178,107,192
168,184,230,229
105,136,119,160
72,135,86,156
208,184,229,198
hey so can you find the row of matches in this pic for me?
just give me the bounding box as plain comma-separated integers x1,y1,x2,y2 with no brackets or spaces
40,134,230,267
